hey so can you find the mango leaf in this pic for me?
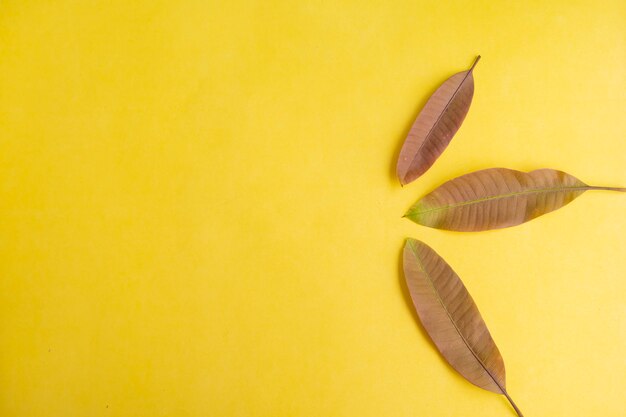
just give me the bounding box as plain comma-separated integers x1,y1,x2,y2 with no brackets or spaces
403,238,523,416
405,168,625,231
397,56,480,185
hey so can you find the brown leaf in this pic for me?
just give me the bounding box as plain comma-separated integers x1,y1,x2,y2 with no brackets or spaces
403,239,523,416
396,56,480,185
405,168,625,231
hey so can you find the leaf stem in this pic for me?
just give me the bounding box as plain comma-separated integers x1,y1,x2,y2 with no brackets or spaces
503,391,524,417
469,55,481,72
588,186,626,192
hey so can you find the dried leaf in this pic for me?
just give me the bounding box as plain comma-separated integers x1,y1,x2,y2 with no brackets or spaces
396,56,480,185
405,168,625,231
403,239,523,416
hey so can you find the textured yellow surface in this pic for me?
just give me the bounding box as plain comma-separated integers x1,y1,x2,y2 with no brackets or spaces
1,1,625,416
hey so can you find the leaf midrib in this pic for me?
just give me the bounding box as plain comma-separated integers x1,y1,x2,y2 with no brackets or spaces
408,241,506,394
413,184,590,215
404,70,473,177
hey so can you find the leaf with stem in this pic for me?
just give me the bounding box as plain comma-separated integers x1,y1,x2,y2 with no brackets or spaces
403,238,524,416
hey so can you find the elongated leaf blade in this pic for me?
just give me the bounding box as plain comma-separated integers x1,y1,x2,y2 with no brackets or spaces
396,56,480,185
403,239,523,416
405,168,626,231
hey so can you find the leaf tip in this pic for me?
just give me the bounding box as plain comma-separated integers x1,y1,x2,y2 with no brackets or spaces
404,237,421,252
403,204,422,225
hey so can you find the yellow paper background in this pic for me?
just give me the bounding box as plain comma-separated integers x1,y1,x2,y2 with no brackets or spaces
1,1,625,416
